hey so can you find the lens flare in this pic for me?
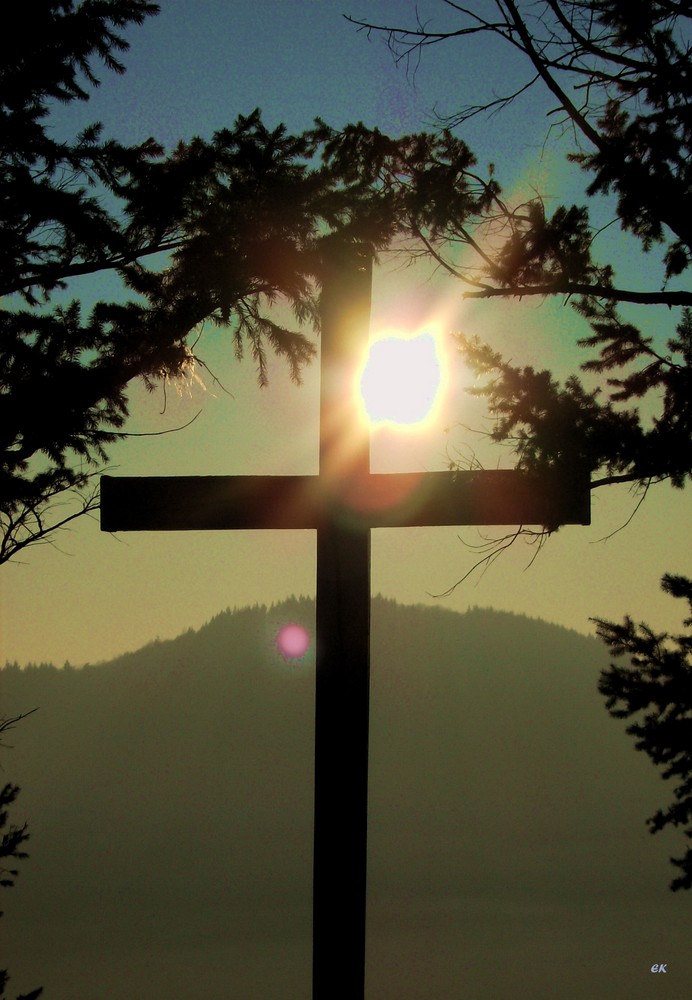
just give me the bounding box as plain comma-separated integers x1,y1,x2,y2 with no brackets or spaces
276,623,310,661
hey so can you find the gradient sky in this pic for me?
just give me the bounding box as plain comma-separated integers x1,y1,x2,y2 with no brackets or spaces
2,0,690,667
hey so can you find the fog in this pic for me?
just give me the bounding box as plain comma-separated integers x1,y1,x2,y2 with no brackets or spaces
3,599,688,998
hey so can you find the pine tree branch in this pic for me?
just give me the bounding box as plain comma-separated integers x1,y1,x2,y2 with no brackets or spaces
1,238,189,297
590,472,665,489
462,281,692,306
543,0,647,71
500,0,605,150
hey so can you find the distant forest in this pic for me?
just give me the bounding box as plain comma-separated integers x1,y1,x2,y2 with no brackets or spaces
2,598,682,999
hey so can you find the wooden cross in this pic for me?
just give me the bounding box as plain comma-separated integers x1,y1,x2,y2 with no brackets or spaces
100,241,590,1000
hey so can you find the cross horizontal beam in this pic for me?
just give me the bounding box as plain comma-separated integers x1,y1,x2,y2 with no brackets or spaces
100,468,590,533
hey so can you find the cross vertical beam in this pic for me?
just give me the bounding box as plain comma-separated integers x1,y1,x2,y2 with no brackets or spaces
99,241,591,1000
313,245,372,998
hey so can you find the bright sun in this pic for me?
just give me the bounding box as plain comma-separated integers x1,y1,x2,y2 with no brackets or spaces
359,332,443,430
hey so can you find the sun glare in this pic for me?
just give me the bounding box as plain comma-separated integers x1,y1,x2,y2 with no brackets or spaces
359,332,443,430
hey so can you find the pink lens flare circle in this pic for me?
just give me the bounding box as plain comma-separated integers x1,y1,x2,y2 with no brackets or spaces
276,623,311,661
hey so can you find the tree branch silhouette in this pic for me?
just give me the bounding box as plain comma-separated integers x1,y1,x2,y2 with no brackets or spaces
347,0,692,889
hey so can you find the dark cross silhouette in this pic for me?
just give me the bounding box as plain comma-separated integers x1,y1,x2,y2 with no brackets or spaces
100,241,590,1000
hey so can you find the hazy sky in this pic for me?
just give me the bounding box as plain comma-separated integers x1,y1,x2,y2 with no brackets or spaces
2,0,690,667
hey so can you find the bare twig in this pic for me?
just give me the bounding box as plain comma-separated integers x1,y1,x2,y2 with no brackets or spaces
427,524,551,598
0,710,40,749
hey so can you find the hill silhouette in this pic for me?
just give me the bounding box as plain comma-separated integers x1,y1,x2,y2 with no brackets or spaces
2,598,689,1000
